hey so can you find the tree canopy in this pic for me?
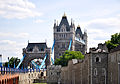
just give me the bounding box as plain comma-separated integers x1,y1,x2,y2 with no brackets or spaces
55,50,84,66
106,33,120,51
4,57,20,68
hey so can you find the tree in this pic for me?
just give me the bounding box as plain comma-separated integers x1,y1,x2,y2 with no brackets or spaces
55,50,84,66
106,33,120,51
3,57,20,68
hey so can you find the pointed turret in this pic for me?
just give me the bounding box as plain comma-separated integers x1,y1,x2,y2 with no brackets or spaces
54,19,56,28
62,12,66,18
57,13,70,32
75,25,83,37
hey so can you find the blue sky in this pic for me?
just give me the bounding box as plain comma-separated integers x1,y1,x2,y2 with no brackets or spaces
0,0,120,62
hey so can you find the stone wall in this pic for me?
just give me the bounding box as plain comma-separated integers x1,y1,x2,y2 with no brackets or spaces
108,45,120,84
61,58,89,84
89,52,108,84
47,65,61,83
19,71,41,84
60,46,108,84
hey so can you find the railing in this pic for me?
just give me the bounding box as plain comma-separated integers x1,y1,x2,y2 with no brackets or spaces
0,66,41,75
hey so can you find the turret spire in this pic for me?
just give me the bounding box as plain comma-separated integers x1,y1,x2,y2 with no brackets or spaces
62,12,67,18
77,25,80,28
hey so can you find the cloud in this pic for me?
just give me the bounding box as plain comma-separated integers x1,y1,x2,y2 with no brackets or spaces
80,16,120,50
0,32,29,38
0,0,42,19
34,19,44,23
0,40,26,62
0,40,16,45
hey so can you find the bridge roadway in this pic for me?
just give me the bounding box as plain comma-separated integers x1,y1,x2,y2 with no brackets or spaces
0,66,46,84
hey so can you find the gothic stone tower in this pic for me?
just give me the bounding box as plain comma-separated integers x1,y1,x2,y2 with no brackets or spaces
54,13,87,60
75,25,87,54
54,14,75,60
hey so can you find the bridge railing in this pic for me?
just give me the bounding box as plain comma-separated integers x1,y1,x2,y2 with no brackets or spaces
0,66,41,75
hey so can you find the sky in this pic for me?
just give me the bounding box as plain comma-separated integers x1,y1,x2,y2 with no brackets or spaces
0,0,120,62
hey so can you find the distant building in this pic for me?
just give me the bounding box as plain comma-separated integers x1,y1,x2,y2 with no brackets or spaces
54,13,87,60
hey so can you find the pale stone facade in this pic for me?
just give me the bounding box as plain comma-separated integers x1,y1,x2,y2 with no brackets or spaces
54,14,87,60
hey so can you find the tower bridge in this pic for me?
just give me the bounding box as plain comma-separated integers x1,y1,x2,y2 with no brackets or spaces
16,13,87,70
0,13,87,84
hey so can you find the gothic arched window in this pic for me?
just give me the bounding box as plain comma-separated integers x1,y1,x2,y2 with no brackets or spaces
94,68,97,76
95,56,101,62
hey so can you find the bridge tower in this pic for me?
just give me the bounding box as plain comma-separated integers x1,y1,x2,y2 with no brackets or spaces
22,42,51,68
54,13,75,60
54,13,87,60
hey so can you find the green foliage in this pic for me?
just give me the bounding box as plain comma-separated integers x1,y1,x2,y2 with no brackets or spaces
55,50,84,66
106,33,120,51
3,57,20,68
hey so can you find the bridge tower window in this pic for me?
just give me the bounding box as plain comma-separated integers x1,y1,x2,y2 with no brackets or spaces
41,48,44,51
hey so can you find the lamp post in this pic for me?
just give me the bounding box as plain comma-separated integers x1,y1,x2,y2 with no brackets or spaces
8,57,9,68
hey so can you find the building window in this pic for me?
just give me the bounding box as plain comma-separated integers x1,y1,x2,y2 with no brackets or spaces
94,68,97,76
58,45,59,48
41,48,44,51
29,74,30,78
62,43,65,48
58,53,61,56
62,29,63,32
59,34,61,37
95,56,101,62
102,68,106,76
29,48,33,52
96,57,99,62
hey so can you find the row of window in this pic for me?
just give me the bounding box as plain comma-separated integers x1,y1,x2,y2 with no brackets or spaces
56,34,67,38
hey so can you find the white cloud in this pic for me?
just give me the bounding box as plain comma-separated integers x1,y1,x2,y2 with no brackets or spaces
34,19,44,23
0,40,16,45
0,40,26,62
0,32,29,38
80,16,120,50
0,0,42,19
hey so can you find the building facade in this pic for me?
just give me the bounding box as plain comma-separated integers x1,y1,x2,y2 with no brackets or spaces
22,42,52,68
54,14,87,60
60,43,108,84
108,45,120,84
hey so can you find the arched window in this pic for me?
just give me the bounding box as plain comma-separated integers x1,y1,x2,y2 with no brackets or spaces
29,48,33,52
94,68,97,76
95,56,101,62
102,68,106,76
96,57,99,62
